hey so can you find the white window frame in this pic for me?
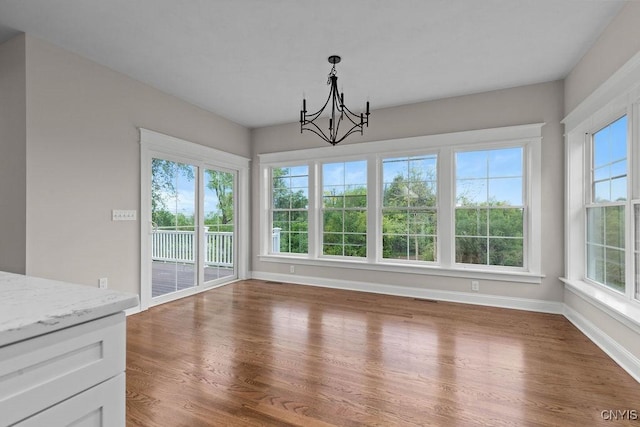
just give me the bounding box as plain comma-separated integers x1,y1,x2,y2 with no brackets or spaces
257,123,543,284
562,59,640,330
584,114,629,292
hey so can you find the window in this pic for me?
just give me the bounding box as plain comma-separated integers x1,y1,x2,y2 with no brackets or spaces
455,147,524,267
271,166,309,254
586,116,627,292
382,155,437,262
562,67,640,327
258,123,542,282
322,160,367,257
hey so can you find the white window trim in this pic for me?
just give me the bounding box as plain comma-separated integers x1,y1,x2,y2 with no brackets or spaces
258,124,544,284
562,50,640,330
139,128,250,310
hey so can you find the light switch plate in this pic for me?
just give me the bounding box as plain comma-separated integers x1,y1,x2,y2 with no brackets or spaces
112,209,137,221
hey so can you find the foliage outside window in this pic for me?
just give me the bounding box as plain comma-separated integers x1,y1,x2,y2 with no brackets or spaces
322,160,367,257
586,116,627,292
260,124,542,281
205,169,235,233
151,159,235,233
151,158,197,231
382,155,437,262
455,147,524,267
272,166,309,254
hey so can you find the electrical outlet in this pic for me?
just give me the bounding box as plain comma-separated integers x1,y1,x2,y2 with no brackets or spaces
289,265,295,274
471,280,479,292
99,277,108,289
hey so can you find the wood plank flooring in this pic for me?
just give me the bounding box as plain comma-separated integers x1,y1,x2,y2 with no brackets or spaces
126,280,640,426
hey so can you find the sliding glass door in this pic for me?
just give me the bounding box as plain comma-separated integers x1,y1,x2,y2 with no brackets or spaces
148,156,237,304
140,128,249,310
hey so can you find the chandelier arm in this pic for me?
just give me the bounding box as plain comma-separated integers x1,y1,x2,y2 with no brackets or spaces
340,103,369,128
302,118,334,141
332,117,340,143
340,114,366,134
304,91,333,121
301,124,334,145
331,124,366,145
340,103,363,118
302,115,363,146
341,110,360,125
331,87,343,140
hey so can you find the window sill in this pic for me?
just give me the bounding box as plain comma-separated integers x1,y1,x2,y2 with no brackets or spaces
258,254,544,284
561,278,640,332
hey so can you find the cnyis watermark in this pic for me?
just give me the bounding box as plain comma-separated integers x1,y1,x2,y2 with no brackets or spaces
601,409,638,421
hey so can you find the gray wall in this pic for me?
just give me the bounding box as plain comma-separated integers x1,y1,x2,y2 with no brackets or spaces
0,34,26,274
251,80,565,303
4,34,250,294
564,1,640,113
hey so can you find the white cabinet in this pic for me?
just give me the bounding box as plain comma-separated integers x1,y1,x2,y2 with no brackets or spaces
0,272,137,427
15,374,125,427
0,313,127,427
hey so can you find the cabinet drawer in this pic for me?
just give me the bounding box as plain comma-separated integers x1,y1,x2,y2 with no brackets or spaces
15,373,125,427
0,313,125,426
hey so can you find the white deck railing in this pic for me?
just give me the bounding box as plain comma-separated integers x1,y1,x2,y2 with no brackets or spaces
152,228,281,267
152,229,234,267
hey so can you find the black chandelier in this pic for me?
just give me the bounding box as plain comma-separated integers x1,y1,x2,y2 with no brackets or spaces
300,55,370,146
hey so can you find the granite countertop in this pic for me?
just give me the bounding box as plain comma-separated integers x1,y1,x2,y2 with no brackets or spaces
0,271,139,347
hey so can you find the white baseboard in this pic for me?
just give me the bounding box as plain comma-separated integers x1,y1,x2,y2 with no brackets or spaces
564,305,640,383
125,304,142,316
249,271,564,314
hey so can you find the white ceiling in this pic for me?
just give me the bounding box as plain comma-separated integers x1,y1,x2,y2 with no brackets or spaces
0,0,627,128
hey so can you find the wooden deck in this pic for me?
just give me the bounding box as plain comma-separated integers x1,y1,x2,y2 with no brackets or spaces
126,279,640,426
152,261,234,298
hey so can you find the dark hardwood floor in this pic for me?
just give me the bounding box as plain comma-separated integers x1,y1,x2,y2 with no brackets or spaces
126,280,640,426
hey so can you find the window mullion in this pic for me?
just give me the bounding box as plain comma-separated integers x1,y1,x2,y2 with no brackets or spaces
309,162,319,259
627,104,636,301
439,146,454,268
367,154,379,263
